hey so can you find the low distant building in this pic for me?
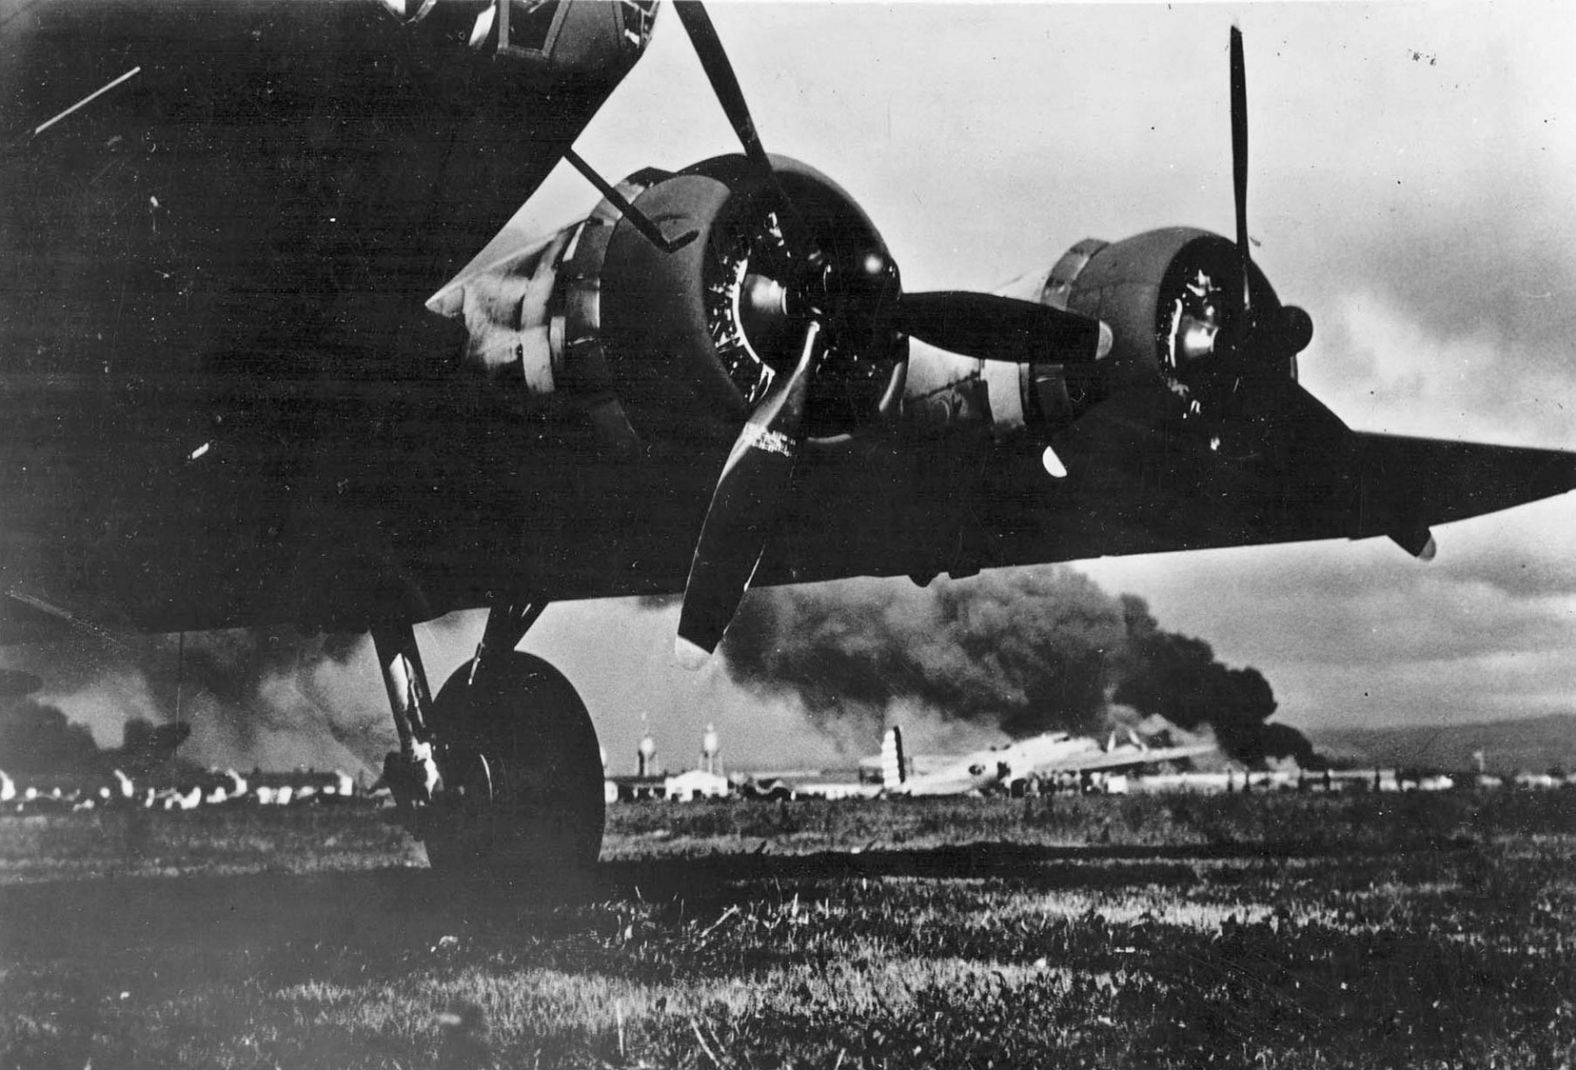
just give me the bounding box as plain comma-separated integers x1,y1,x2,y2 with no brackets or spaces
664,769,731,802
607,774,667,802
247,768,357,804
1129,767,1402,795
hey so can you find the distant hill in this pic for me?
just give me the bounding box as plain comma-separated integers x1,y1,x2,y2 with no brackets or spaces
1308,714,1576,776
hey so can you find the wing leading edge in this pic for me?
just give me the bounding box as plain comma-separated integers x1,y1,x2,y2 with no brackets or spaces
1349,432,1576,547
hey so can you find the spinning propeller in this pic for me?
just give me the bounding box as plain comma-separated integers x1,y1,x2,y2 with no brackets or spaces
671,1,1111,664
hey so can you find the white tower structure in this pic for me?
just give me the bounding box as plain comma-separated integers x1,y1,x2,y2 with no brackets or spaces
637,732,657,777
701,723,720,774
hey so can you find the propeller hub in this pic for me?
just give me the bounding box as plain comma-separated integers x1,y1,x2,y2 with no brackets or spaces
688,155,910,437
1176,318,1220,365
739,272,793,357
1280,305,1314,353
1220,305,1313,363
854,249,895,287
1151,234,1313,435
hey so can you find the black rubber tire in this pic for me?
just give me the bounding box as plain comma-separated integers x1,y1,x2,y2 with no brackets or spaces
421,652,605,881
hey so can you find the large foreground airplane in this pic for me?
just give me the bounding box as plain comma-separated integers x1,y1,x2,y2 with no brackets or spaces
2,1,1572,876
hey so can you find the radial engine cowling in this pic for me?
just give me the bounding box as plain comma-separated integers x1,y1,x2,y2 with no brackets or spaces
597,155,909,446
1000,227,1307,436
430,155,907,454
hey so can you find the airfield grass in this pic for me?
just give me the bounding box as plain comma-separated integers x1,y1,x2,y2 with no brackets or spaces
0,793,1572,1069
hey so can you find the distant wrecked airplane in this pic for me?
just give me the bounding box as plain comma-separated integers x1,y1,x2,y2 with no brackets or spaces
780,725,1216,799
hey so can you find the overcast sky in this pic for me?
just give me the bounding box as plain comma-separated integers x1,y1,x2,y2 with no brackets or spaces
24,1,1576,774
481,0,1576,771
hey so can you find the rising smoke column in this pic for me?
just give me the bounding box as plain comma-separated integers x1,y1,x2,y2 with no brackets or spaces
721,567,1126,743
0,696,101,773
720,568,1320,766
1114,595,1318,766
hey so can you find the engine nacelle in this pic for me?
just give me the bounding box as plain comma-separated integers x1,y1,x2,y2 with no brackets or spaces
899,227,1294,444
433,156,908,452
598,156,908,446
999,228,1292,437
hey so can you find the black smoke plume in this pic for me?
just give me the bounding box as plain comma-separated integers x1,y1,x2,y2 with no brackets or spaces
1114,596,1319,767
0,695,200,778
2,627,396,774
117,718,196,775
0,669,42,698
721,568,1320,766
0,697,101,773
724,568,1124,742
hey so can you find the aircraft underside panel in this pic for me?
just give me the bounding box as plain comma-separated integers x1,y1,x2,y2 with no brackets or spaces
3,365,1574,642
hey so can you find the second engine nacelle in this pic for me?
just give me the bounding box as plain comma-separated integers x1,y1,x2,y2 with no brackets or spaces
897,227,1303,445
998,227,1298,437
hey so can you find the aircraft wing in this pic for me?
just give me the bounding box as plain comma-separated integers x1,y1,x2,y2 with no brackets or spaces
1031,743,1218,776
1345,431,1576,546
968,382,1576,569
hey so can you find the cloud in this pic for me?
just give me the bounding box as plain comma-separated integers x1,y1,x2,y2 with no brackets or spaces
1081,531,1576,729
1300,214,1576,450
1443,552,1576,601
1270,645,1576,729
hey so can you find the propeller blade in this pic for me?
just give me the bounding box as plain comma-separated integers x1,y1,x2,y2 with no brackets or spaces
897,291,1111,364
1229,25,1252,311
673,2,774,175
677,321,825,667
673,1,810,256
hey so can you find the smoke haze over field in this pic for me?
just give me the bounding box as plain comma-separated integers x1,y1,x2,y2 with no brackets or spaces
719,567,1307,765
0,630,396,776
724,569,1123,741
0,565,1313,774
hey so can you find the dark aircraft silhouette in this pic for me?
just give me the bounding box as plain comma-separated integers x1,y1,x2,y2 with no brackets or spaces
2,1,1572,874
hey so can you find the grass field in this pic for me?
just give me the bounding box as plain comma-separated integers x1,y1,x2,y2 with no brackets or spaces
1,792,1572,1068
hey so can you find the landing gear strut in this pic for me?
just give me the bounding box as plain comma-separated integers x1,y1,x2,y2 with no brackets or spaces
371,606,605,880
371,625,441,814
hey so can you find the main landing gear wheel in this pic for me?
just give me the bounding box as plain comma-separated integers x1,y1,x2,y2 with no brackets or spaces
421,652,605,883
